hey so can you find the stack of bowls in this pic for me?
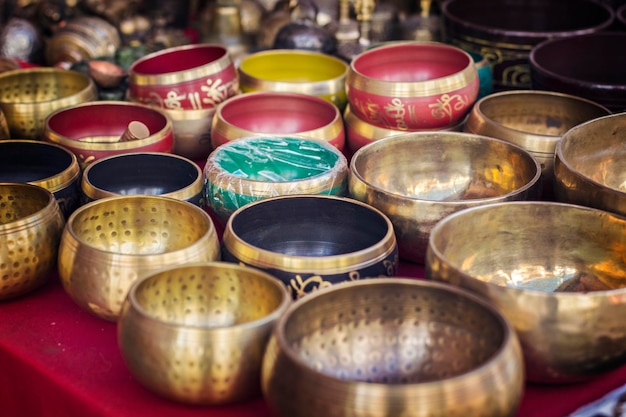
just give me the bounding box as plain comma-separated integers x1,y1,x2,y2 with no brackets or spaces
344,41,479,152
127,43,239,161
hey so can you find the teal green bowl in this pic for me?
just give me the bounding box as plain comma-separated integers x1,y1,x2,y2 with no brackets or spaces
466,50,493,99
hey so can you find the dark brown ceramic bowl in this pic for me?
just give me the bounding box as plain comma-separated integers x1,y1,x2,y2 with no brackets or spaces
442,0,614,91
530,31,626,113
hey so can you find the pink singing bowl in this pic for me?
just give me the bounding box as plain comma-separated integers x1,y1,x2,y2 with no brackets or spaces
346,42,479,131
127,43,239,111
211,92,345,151
43,101,174,167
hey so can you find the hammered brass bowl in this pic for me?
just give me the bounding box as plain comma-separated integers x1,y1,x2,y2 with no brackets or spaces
205,136,348,223
464,90,611,197
262,278,525,417
0,183,65,301
426,201,626,383
118,262,291,405
238,49,349,110
0,140,81,217
0,68,97,140
349,132,542,264
222,195,398,299
58,195,221,321
554,112,626,217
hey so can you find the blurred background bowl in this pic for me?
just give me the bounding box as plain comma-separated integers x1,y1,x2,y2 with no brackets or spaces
554,112,626,217
426,201,626,383
211,92,345,151
346,41,478,131
349,132,542,264
42,101,174,168
118,262,291,405
466,49,493,99
464,90,611,198
0,68,97,140
262,278,524,417
221,195,398,299
442,0,614,91
530,31,626,113
58,195,220,321
0,140,81,218
238,49,349,110
81,152,204,207
205,136,348,224
159,106,215,161
0,183,65,300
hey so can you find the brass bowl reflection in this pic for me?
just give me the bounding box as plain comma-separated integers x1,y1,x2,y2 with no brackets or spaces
426,201,626,383
118,262,291,405
464,90,611,195
262,278,525,417
0,183,65,300
0,68,97,140
554,113,626,217
58,195,221,321
349,132,542,264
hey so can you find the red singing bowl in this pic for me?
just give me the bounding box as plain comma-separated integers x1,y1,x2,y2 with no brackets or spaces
346,42,479,131
127,43,239,111
211,92,345,151
43,101,174,167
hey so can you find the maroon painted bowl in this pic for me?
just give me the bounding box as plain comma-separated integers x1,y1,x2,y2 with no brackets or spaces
42,101,174,167
530,31,626,113
346,41,479,131
211,92,345,151
127,43,239,111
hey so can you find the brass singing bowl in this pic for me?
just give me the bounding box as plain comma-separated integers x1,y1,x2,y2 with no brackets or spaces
0,183,65,301
348,132,542,264
0,68,97,140
262,278,525,417
554,113,626,217
426,201,626,383
58,195,221,321
118,262,291,405
464,90,611,195
160,107,215,161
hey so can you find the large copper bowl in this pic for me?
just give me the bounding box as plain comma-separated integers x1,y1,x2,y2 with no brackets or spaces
427,201,626,383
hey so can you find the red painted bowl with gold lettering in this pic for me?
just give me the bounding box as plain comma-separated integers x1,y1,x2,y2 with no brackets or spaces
346,41,479,131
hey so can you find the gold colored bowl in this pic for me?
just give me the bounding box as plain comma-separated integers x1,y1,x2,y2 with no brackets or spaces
118,262,291,405
58,195,221,321
0,183,65,300
0,68,97,140
554,113,626,217
348,132,542,264
159,106,215,161
262,278,525,417
238,49,349,110
464,90,611,196
426,201,626,383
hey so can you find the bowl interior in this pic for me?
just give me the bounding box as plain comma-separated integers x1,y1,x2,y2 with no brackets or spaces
353,43,470,82
240,51,347,83
0,69,92,104
219,94,338,133
131,45,228,75
0,184,50,224
352,134,539,201
85,153,199,195
230,197,388,256
70,197,211,254
0,141,74,183
132,264,286,328
281,281,505,382
429,203,626,292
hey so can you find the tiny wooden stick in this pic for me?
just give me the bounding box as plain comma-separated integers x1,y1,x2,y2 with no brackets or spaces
119,121,150,142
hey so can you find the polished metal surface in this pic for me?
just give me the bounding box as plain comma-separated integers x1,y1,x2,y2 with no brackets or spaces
427,201,626,383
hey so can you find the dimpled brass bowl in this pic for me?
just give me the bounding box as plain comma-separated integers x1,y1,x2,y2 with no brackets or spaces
464,90,611,195
262,278,524,417
58,195,220,321
427,201,626,383
349,132,542,264
0,183,65,300
118,262,291,405
554,113,626,217
0,68,97,140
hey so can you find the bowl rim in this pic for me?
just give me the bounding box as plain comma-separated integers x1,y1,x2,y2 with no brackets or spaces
349,131,542,205
270,277,520,388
